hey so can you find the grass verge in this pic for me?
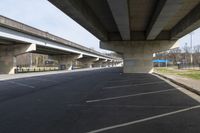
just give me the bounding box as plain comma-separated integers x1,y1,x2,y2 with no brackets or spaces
154,67,200,80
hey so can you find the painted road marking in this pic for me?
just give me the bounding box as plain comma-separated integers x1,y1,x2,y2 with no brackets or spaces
103,81,166,90
107,78,155,83
66,104,191,108
86,89,176,103
87,105,200,133
153,74,200,103
7,81,35,88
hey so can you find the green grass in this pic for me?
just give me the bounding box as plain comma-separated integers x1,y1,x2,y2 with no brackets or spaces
154,67,200,80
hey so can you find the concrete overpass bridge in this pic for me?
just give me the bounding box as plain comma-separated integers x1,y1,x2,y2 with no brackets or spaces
0,15,122,74
49,0,200,73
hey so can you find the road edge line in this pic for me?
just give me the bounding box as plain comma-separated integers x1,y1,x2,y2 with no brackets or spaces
153,72,200,96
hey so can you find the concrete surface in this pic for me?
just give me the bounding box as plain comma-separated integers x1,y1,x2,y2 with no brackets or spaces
0,15,107,55
154,72,200,95
0,15,122,74
100,41,177,73
0,67,200,133
0,44,36,74
48,0,200,73
49,0,200,41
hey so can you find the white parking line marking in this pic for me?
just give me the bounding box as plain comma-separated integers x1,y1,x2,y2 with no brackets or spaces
107,78,152,83
86,89,176,103
103,81,166,90
87,105,200,133
152,74,200,103
7,81,35,88
66,104,191,108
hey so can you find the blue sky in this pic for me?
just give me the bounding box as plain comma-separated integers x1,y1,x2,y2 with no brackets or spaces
0,0,200,52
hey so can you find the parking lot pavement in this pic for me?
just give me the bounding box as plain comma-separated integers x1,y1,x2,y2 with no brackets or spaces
0,67,200,133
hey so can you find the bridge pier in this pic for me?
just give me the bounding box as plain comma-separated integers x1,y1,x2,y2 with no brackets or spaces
48,54,82,70
77,57,100,68
101,61,108,67
93,59,106,68
0,44,36,74
101,41,178,73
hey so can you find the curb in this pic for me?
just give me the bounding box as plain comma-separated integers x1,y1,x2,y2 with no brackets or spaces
153,72,200,96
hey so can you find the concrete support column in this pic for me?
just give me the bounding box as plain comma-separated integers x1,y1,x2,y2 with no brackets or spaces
105,60,113,67
123,51,153,73
102,59,109,67
93,59,104,68
0,44,36,74
49,54,82,70
77,57,99,68
101,41,178,73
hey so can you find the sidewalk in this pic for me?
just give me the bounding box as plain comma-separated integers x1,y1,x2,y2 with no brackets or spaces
154,72,200,95
0,67,110,81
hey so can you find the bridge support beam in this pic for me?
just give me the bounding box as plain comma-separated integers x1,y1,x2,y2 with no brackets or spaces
103,60,112,67
93,59,106,68
49,54,82,70
0,44,36,74
102,61,109,67
101,41,178,73
77,57,99,68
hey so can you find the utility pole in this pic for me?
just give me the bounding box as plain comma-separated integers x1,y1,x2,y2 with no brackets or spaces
190,32,194,64
165,51,168,68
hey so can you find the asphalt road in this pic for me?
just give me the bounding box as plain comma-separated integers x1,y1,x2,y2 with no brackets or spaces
0,67,200,133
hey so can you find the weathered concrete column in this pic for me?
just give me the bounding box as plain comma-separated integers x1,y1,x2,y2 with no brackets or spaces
0,44,36,74
105,60,113,67
102,59,110,67
77,56,99,68
101,41,178,73
49,54,82,70
93,59,106,68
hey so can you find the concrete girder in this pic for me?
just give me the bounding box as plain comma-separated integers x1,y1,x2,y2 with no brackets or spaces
13,43,36,55
93,59,104,68
107,0,130,40
100,59,113,67
77,54,83,59
94,58,108,67
171,2,200,39
100,41,178,53
0,23,110,60
146,0,182,40
100,58,107,63
48,0,108,41
78,55,99,61
77,56,100,68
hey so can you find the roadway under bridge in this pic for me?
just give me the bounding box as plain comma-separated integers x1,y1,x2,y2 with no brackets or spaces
0,16,122,74
49,0,200,73
0,67,200,133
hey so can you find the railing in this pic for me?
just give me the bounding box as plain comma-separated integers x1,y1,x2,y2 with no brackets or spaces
177,63,200,70
14,67,60,74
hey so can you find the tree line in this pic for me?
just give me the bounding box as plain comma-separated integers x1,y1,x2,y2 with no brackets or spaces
155,44,200,65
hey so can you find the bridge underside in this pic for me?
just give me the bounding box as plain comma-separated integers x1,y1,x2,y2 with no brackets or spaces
0,38,118,74
49,0,200,73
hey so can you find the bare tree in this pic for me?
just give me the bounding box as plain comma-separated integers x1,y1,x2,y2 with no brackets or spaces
193,45,200,53
168,47,182,64
193,44,200,64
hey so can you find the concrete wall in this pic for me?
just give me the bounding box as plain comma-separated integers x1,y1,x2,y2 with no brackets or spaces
0,44,36,74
